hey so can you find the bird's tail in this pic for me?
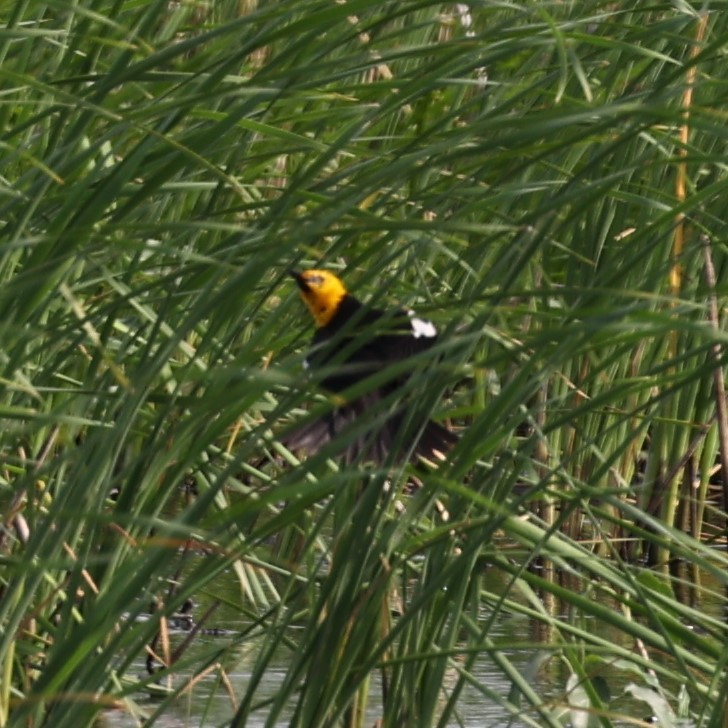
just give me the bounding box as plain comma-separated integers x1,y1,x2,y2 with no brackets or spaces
280,400,456,465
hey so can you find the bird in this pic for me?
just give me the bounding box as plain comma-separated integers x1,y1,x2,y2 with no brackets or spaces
282,269,457,465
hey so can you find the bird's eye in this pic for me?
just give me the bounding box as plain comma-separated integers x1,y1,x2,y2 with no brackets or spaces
305,275,324,285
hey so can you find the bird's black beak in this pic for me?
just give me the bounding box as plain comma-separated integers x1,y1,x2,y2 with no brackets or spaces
289,269,308,291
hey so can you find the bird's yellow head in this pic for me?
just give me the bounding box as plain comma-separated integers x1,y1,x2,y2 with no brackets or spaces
290,269,348,328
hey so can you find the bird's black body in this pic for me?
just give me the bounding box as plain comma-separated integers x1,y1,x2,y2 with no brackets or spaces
285,275,456,464
306,294,432,393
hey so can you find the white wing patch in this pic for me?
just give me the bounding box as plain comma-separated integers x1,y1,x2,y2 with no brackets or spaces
407,310,437,338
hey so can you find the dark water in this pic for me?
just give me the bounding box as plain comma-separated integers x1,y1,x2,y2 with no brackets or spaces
101,561,714,727
103,611,537,726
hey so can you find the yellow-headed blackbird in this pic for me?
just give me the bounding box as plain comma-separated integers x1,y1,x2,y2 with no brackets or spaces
284,269,457,464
